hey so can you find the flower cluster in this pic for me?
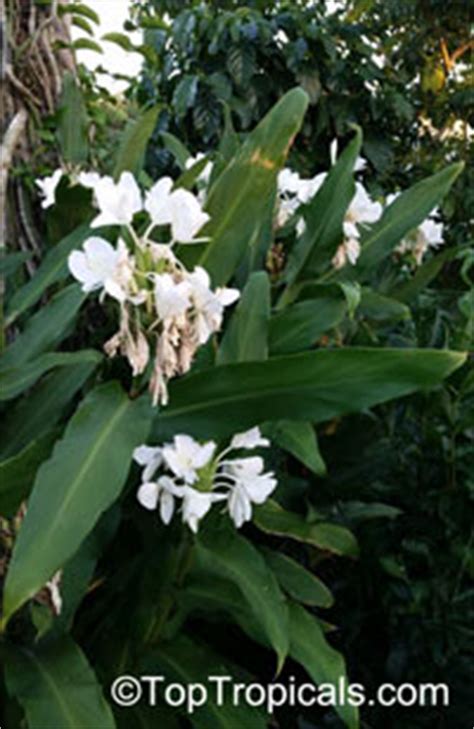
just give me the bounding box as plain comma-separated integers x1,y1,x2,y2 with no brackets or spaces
276,144,382,269
34,168,240,405
133,427,277,532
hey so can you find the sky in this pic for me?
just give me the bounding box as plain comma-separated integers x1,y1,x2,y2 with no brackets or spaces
71,0,143,94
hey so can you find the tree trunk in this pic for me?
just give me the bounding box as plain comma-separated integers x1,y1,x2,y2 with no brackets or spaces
1,0,76,272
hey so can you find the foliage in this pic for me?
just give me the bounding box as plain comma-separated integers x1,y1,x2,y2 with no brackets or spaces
1,69,469,728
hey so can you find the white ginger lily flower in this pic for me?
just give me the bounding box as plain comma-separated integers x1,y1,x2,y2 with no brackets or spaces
230,426,270,450
224,457,277,528
77,171,101,189
145,178,210,243
162,434,216,485
188,266,239,344
135,426,276,532
68,237,131,302
91,172,142,228
137,475,178,525
153,273,191,321
345,182,382,229
36,168,63,209
181,487,215,533
133,444,163,481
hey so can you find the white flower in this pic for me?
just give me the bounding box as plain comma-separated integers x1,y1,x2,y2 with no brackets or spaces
162,434,216,485
181,487,214,533
91,172,142,228
144,176,175,226
224,457,277,528
278,168,302,195
168,188,210,243
36,169,63,209
145,179,210,243
68,237,130,301
346,182,382,228
230,426,270,450
296,172,326,204
153,273,191,320
188,266,239,343
133,445,163,481
137,475,177,525
332,238,361,269
77,171,101,189
135,430,277,531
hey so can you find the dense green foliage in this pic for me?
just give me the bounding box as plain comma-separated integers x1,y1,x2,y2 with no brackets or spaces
1,2,472,728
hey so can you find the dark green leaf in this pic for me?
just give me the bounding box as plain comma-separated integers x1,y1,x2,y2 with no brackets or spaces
254,500,358,557
217,271,270,364
114,106,160,180
3,383,153,623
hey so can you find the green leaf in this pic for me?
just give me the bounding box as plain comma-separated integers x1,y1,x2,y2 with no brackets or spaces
289,602,359,729
58,2,100,24
0,431,58,518
0,285,85,371
262,549,334,607
359,289,410,322
5,224,91,325
57,73,89,165
217,271,270,364
0,359,99,459
254,500,358,557
102,32,136,52
172,74,199,118
160,131,191,169
355,163,463,276
265,420,327,476
4,637,116,729
0,252,31,277
143,636,267,729
71,15,94,36
2,383,153,623
391,247,456,302
195,87,309,285
174,155,210,190
113,106,160,180
0,350,101,401
196,527,289,672
72,38,103,53
152,348,466,440
269,295,346,354
283,129,362,288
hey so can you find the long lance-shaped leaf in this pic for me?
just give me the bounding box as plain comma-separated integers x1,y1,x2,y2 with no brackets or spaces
56,72,89,165
5,224,90,324
114,105,161,179
261,548,334,607
3,637,116,729
191,88,308,285
0,359,99,459
195,528,289,673
0,350,101,401
143,637,267,729
289,602,359,729
354,162,463,277
254,500,358,557
0,284,85,371
2,382,153,624
0,431,58,518
282,129,362,291
217,271,270,364
152,348,466,440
